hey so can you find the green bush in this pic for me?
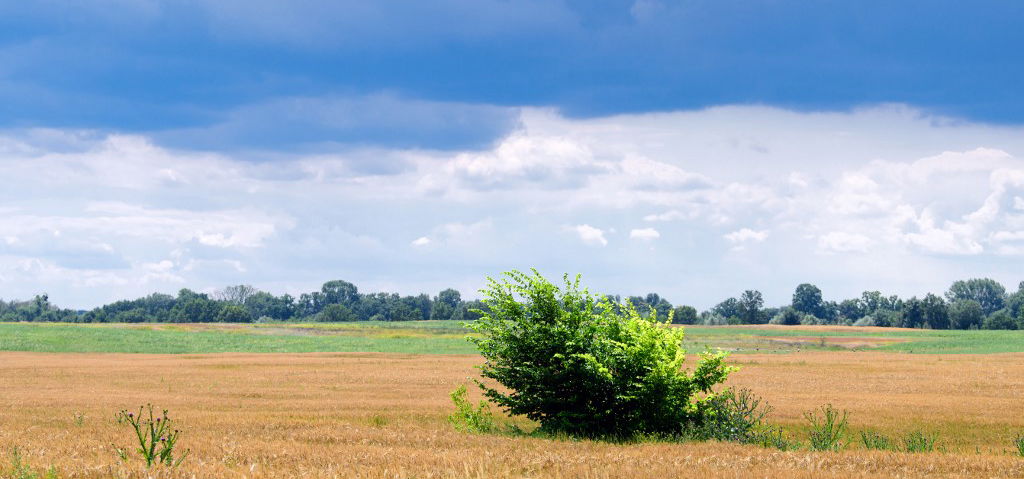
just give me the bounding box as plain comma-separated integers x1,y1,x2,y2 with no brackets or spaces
1014,433,1024,457
468,270,735,439
804,404,848,451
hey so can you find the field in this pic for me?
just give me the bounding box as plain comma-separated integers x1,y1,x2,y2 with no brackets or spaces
3,321,1024,354
1,323,1024,478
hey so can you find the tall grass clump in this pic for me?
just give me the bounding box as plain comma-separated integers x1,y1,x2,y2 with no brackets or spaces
114,405,188,467
804,404,848,451
1015,433,1024,457
466,270,737,440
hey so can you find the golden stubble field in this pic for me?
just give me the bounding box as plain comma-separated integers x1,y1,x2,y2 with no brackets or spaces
1,351,1023,478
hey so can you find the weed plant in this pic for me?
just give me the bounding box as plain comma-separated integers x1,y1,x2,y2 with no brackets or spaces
5,448,57,479
694,388,793,450
114,405,189,467
902,430,937,453
860,430,893,450
448,385,496,433
804,404,848,451
1014,433,1024,457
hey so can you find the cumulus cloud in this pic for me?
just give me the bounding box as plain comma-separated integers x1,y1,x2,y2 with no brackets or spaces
4,105,1024,308
818,232,873,253
629,228,660,241
569,224,608,246
724,228,769,244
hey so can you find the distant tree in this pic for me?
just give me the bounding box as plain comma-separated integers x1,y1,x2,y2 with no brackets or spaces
321,280,359,306
170,289,222,322
982,310,1017,330
771,307,802,326
215,304,253,323
671,305,698,324
1005,284,1024,318
837,298,865,322
737,290,764,324
946,278,1007,316
214,284,258,305
860,291,902,315
920,293,950,329
900,297,925,328
792,284,825,318
430,288,463,321
949,299,985,330
244,292,294,320
317,303,356,322
711,297,741,322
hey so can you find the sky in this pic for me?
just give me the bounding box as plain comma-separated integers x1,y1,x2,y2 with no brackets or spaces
2,1,1024,309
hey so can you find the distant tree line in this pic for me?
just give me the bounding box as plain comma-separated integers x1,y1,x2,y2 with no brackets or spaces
2,277,1023,330
0,280,483,324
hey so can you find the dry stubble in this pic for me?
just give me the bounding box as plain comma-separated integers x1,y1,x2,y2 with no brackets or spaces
1,351,1023,478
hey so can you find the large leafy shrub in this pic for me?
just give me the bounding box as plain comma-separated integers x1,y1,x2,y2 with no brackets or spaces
468,270,735,439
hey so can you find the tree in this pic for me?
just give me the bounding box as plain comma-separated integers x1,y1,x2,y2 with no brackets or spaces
711,297,741,322
982,310,1017,330
469,270,734,438
837,299,865,322
671,305,698,324
920,293,950,329
318,303,356,322
949,299,984,330
737,290,764,324
900,297,925,328
946,278,1007,316
215,304,253,323
771,307,802,326
430,288,464,321
214,284,258,305
792,284,824,318
321,280,359,306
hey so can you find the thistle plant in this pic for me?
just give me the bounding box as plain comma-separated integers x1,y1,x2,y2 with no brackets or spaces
115,405,189,467
804,404,848,451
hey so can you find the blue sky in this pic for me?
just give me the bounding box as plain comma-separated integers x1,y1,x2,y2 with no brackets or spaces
2,1,1024,308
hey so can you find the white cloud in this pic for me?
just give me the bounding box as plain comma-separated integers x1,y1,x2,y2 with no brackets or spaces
629,228,660,241
4,104,1024,308
724,228,768,244
817,232,873,253
570,224,608,246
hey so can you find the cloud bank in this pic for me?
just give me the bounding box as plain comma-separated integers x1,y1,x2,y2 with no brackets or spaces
2,104,1024,308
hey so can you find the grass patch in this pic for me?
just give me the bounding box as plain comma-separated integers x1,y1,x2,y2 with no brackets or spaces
2,322,1023,354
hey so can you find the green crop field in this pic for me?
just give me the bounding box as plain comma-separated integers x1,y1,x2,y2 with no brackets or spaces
1,321,1022,355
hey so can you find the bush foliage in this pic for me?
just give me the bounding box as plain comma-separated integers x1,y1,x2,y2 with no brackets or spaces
468,270,735,439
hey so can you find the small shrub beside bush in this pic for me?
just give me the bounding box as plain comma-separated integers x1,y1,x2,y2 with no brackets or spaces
448,385,496,434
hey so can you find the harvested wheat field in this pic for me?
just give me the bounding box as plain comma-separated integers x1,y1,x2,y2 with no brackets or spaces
1,351,1023,478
